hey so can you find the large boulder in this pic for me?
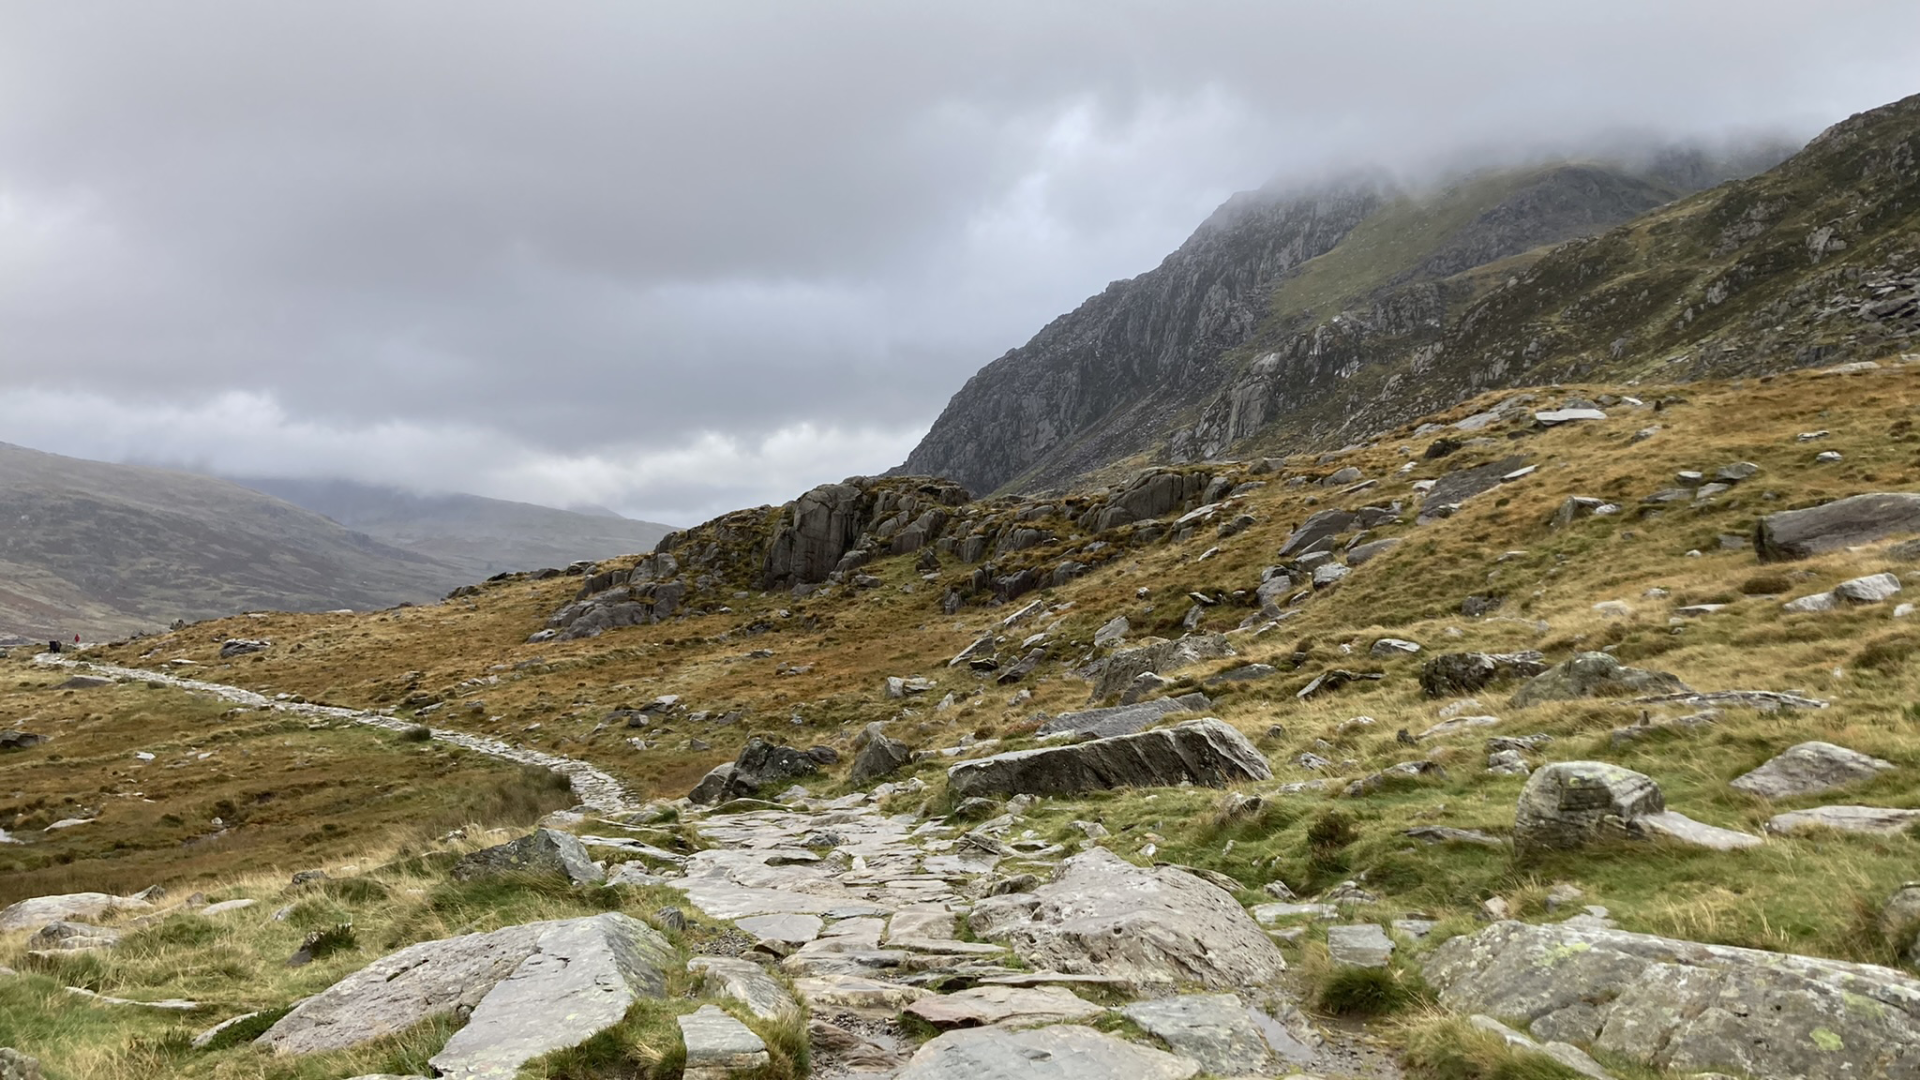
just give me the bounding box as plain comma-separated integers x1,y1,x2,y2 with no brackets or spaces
1032,693,1214,741
850,728,914,785
1418,456,1529,522
1513,761,1664,855
947,718,1270,799
1424,919,1920,1080
1756,492,1920,562
1418,651,1548,698
895,1025,1198,1080
258,912,671,1075
0,892,152,933
1730,742,1895,800
688,738,820,804
1510,652,1691,708
969,848,1286,994
763,482,867,586
451,828,604,885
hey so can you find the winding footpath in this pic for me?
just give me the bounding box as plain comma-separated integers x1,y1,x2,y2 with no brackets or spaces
31,654,637,813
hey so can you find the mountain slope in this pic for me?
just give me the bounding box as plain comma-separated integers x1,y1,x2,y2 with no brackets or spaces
902,136,1825,495
228,477,675,581
0,443,468,640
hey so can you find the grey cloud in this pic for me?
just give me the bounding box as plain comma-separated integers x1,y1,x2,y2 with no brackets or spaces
0,1,1916,521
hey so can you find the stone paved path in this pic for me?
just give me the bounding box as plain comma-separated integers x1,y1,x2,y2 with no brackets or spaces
32,655,636,812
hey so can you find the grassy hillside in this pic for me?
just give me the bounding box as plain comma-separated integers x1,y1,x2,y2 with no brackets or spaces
8,356,1920,1078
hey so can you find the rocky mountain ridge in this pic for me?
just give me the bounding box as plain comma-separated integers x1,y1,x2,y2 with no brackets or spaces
901,99,1919,497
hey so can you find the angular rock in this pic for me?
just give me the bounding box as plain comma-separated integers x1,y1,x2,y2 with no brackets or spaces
1730,742,1894,800
688,738,820,804
1034,693,1215,742
1278,509,1357,558
1092,616,1129,647
1513,761,1665,855
1784,591,1838,613
1119,993,1290,1077
904,985,1105,1029
969,848,1287,993
1425,919,1920,1080
1765,805,1920,836
1419,651,1547,697
948,718,1271,799
850,727,913,785
1756,493,1920,562
1326,924,1395,968
1510,652,1691,708
0,731,46,751
678,1004,769,1080
451,828,603,885
895,1024,1198,1080
793,973,925,1014
1419,456,1529,522
1346,537,1403,566
259,913,670,1068
689,956,796,1020
1370,637,1421,656
1835,572,1903,603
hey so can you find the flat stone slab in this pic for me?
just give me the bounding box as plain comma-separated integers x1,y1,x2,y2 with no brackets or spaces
1326,924,1395,968
1033,693,1214,741
1251,902,1337,924
1730,741,1894,800
428,914,673,1078
904,984,1105,1029
1765,805,1920,836
0,892,152,932
1119,993,1278,1076
678,1005,768,1080
734,912,823,954
1633,810,1763,851
793,974,925,1014
689,956,795,1020
200,899,256,916
895,1025,1198,1080
258,912,672,1076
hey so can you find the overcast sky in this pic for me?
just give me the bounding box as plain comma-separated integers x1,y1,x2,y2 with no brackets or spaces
1,2,1915,525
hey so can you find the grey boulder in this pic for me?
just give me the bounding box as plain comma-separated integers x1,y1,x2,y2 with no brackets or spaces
1419,651,1548,697
1425,919,1920,1080
1766,805,1920,836
1730,742,1894,800
689,956,796,1020
259,913,671,1073
0,892,152,932
451,828,603,885
1119,993,1304,1077
1756,492,1920,562
0,1050,41,1080
1512,761,1664,855
969,847,1287,994
947,718,1270,798
895,1024,1198,1080
1510,652,1691,708
850,727,913,785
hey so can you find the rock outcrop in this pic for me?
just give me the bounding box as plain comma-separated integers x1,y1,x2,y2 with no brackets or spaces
895,1025,1199,1080
1510,652,1691,708
1756,493,1920,561
969,848,1287,993
947,718,1270,798
1730,741,1895,800
450,828,604,886
1425,919,1920,1080
258,913,672,1072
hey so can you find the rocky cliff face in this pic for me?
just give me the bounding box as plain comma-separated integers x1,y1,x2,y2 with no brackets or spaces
896,182,1386,495
900,120,1884,495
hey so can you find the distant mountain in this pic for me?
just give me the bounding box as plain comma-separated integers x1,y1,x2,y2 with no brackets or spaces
898,129,1852,495
226,477,675,582
0,442,463,640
